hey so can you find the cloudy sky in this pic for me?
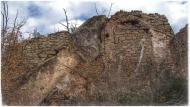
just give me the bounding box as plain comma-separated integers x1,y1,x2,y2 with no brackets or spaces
3,0,188,38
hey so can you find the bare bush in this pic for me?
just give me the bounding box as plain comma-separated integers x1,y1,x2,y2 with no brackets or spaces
59,8,79,33
94,3,114,17
1,1,27,75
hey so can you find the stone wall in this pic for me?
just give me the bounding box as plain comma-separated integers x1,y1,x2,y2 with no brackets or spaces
2,10,187,106
21,31,71,69
1,31,73,105
98,10,176,105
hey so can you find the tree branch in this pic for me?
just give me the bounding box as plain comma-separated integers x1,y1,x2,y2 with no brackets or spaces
63,8,70,32
59,22,67,28
94,3,99,15
107,3,113,17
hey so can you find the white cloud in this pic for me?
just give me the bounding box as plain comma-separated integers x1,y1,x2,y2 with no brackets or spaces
101,0,188,33
49,19,85,33
5,0,188,38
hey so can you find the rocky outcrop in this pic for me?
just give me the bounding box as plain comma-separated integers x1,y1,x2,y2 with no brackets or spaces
2,31,82,105
8,48,79,105
72,15,108,62
2,10,188,106
171,25,188,79
166,25,188,105
1,31,73,104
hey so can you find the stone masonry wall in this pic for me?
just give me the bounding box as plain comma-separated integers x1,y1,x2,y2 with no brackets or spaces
21,31,71,70
1,31,73,105
2,10,187,106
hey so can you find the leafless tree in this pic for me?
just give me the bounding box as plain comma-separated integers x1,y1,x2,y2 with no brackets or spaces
1,1,27,72
70,20,78,33
94,3,114,17
94,3,107,15
32,27,43,38
59,8,78,33
1,1,26,51
94,3,99,15
107,3,113,17
59,8,70,32
1,1,9,51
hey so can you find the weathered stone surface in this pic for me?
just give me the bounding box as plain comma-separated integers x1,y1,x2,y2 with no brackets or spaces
2,31,75,105
171,25,188,79
97,10,175,105
3,35,80,105
72,15,108,62
167,25,188,105
21,31,71,70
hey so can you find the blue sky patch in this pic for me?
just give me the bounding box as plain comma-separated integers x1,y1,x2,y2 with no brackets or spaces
77,15,88,20
27,4,41,17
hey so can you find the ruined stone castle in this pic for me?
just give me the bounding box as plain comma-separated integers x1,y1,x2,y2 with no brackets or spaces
1,10,188,105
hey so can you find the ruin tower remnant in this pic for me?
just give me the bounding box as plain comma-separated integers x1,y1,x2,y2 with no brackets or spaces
100,10,176,104
2,10,187,106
